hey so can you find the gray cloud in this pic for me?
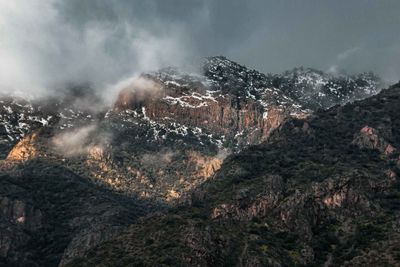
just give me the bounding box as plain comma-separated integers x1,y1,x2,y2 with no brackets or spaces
0,0,199,98
0,0,399,98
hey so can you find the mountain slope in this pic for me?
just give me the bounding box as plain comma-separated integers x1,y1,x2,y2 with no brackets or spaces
69,83,400,266
0,159,157,267
0,57,386,266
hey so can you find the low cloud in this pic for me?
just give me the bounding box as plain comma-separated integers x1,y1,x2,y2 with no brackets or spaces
111,76,165,110
141,149,176,169
327,46,363,75
337,46,361,61
52,124,108,157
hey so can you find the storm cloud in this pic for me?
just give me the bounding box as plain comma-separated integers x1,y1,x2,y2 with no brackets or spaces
0,0,399,98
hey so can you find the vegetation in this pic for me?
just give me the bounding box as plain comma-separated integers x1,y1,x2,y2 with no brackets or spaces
67,87,400,266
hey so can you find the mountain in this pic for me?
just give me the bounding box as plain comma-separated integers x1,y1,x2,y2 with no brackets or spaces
0,57,382,205
278,67,380,110
0,57,382,156
0,57,386,266
69,83,400,266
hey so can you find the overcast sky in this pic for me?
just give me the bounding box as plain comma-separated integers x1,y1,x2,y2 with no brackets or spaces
0,0,399,96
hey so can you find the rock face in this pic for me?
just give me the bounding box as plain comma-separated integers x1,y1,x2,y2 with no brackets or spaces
69,85,400,267
6,131,42,161
112,56,381,147
0,56,385,266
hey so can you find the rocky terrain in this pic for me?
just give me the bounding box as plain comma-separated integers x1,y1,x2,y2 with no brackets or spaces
69,82,400,266
0,56,388,266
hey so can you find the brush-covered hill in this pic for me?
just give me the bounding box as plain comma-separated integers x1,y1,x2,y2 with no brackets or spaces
70,83,400,266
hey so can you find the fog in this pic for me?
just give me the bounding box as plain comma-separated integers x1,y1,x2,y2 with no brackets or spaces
52,125,99,157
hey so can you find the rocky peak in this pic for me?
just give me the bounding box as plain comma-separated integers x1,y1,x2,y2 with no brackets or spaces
203,56,274,96
278,67,382,110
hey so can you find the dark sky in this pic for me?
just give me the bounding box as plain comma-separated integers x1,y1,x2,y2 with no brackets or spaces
1,0,399,96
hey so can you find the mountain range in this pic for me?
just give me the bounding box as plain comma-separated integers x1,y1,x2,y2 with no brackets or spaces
1,57,398,266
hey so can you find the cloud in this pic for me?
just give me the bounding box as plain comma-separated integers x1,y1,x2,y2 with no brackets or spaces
0,0,197,98
327,46,363,75
337,46,361,61
141,149,176,169
52,124,107,157
108,76,164,108
0,0,399,98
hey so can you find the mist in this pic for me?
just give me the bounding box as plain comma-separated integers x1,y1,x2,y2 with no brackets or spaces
51,123,114,159
1,0,399,100
52,125,100,157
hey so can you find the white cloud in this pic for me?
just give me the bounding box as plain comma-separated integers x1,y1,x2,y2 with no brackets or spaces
52,125,98,157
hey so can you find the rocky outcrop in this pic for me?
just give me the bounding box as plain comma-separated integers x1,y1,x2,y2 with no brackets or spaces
352,125,397,155
6,131,42,161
